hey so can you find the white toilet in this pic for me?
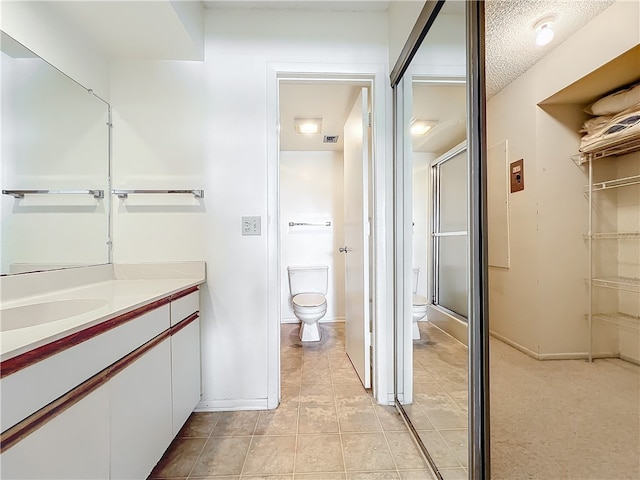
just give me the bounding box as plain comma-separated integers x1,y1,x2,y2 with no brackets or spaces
412,268,428,340
287,265,328,342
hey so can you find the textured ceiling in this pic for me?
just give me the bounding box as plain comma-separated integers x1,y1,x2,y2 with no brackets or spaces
485,0,616,98
207,0,616,97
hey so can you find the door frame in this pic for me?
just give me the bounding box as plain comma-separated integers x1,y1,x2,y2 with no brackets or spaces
266,62,393,408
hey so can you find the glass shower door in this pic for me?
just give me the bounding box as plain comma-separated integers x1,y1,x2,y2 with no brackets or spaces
432,146,468,319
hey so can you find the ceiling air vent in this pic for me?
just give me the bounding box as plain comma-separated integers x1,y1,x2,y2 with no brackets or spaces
323,135,339,144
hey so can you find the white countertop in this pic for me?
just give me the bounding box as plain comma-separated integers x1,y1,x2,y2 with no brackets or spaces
1,272,204,362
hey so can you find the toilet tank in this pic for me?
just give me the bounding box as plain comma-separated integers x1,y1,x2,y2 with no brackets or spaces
287,266,328,296
412,268,419,295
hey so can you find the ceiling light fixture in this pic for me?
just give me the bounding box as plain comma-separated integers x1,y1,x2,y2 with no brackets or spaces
534,14,555,47
410,120,437,136
294,118,323,134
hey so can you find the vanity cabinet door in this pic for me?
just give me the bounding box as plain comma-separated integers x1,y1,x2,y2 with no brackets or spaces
109,338,173,480
0,384,110,479
171,317,201,435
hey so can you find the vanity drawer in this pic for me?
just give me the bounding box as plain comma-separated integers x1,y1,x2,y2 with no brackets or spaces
170,291,199,326
0,304,170,432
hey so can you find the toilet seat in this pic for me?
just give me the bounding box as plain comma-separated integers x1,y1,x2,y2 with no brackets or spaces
413,294,428,306
293,293,326,309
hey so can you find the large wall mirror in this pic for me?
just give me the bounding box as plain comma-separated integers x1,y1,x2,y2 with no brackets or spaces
0,31,110,275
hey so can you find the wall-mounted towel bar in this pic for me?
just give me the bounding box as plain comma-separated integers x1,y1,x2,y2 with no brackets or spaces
112,189,204,199
2,189,104,199
289,221,331,227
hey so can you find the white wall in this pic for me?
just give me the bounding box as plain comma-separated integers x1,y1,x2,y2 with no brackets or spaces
280,151,345,324
487,0,640,358
616,155,640,363
109,59,205,265
387,0,425,71
0,1,109,100
409,12,466,78
200,7,389,409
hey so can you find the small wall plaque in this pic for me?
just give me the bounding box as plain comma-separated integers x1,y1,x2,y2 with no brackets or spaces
510,159,524,193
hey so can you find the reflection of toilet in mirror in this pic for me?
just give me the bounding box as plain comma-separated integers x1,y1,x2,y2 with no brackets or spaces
412,268,428,340
287,265,328,342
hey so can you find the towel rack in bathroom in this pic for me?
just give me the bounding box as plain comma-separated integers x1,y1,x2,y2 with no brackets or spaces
111,189,205,199
2,189,104,199
288,221,331,227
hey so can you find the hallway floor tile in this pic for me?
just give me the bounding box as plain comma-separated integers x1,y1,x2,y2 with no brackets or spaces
149,323,433,480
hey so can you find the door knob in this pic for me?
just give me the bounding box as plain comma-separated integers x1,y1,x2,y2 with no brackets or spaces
339,246,350,253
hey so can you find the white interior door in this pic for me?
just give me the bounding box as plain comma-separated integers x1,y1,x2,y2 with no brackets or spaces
343,87,371,388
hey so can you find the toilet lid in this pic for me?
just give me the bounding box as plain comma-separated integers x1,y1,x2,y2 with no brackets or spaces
413,294,428,306
293,293,326,308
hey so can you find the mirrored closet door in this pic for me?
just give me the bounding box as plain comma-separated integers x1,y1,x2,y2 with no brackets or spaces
392,1,488,479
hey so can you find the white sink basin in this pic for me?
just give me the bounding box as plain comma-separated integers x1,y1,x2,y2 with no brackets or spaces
0,299,108,332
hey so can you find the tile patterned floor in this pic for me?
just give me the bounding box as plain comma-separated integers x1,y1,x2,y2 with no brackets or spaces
409,322,469,480
149,323,433,480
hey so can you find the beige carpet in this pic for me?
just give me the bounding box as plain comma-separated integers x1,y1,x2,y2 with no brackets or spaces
490,337,640,480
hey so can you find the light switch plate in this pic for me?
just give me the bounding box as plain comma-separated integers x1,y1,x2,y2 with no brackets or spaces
242,216,261,235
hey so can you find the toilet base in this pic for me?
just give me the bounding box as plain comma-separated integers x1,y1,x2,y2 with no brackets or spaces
300,322,321,342
412,322,421,340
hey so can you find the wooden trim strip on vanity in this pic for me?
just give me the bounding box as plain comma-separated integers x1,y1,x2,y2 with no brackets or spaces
170,285,199,302
171,312,199,336
0,286,199,379
0,313,200,452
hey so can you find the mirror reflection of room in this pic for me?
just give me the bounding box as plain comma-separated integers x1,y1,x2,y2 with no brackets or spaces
396,2,472,477
410,78,469,475
0,31,110,274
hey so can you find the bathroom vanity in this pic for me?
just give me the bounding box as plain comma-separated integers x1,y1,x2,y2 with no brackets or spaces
0,262,205,479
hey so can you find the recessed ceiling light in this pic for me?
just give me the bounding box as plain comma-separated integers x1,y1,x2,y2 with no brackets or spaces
410,120,437,136
294,118,322,134
534,14,556,47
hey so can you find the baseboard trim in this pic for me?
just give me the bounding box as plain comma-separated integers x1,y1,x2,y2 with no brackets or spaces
490,331,622,361
538,352,590,361
620,353,640,365
490,331,541,359
195,398,269,411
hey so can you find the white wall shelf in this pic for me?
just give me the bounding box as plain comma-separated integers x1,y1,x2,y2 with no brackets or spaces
593,312,640,331
584,174,640,192
573,131,640,165
579,124,640,363
592,277,640,293
584,232,640,240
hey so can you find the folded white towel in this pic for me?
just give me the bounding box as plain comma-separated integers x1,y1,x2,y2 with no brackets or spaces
580,104,640,153
580,115,613,134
